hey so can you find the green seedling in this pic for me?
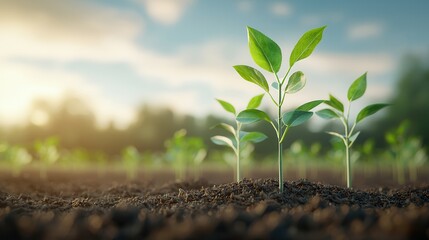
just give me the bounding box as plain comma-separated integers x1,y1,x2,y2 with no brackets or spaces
386,121,427,183
234,26,326,192
0,143,32,177
121,146,142,180
317,73,389,188
211,95,268,182
165,129,206,181
34,137,60,179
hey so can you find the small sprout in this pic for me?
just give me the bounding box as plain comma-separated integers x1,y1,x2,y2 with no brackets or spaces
121,146,141,180
34,137,60,179
234,26,326,192
317,73,389,188
165,129,206,181
211,95,267,182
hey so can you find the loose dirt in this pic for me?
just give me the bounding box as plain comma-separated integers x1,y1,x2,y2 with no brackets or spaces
0,170,428,239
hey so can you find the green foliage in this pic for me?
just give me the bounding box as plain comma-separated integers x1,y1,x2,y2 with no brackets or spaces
121,146,141,180
234,26,326,192
317,73,389,188
34,137,60,179
211,95,267,182
0,143,32,177
247,26,282,73
166,129,207,181
385,121,427,183
289,26,326,67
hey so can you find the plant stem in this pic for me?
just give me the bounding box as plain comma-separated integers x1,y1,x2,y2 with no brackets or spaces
278,83,284,192
236,121,241,182
344,101,352,188
345,139,351,188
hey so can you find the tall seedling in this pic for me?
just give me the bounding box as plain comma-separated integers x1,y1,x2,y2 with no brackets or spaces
211,94,267,182
316,73,389,188
234,26,326,192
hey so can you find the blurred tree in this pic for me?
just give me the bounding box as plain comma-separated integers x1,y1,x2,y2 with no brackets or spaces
373,54,429,149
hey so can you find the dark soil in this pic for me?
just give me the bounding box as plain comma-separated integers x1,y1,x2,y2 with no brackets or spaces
1,171,429,240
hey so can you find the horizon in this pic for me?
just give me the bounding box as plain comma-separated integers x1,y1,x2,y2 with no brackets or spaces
1,0,428,129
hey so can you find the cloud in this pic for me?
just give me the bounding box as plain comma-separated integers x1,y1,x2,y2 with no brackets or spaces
0,0,143,63
0,61,135,128
269,2,292,17
348,22,384,40
0,0,395,127
138,0,194,25
305,52,394,75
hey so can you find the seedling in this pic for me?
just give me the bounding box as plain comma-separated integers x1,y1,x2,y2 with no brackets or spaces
121,146,141,180
385,121,427,183
165,129,206,181
316,73,389,188
0,143,32,177
234,26,326,192
34,137,60,179
211,95,267,182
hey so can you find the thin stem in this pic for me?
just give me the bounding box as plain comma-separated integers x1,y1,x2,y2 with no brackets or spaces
279,126,289,144
267,91,279,107
280,66,292,86
235,121,242,182
345,139,351,188
276,73,284,192
344,101,352,188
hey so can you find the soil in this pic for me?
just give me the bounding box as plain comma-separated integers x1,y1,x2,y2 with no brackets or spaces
1,169,429,240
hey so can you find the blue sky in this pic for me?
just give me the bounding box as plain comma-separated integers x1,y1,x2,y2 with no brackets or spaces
1,0,428,128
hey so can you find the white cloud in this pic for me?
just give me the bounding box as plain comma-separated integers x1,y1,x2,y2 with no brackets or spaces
0,61,135,128
138,0,194,25
348,22,384,40
0,0,395,127
305,52,394,75
269,2,292,17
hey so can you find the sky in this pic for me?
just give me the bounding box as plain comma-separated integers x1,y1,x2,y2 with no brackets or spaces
1,0,428,128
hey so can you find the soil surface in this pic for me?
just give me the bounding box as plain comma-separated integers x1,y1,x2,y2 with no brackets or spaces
1,170,429,240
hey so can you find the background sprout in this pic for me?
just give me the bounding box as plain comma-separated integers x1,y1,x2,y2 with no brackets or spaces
317,73,389,188
234,26,326,192
165,129,206,181
34,137,60,179
211,95,267,182
121,146,142,180
0,143,32,177
385,121,427,184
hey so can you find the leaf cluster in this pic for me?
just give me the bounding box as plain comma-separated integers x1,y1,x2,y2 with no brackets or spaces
211,94,268,154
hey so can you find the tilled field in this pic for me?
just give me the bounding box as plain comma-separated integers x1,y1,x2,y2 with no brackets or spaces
1,171,429,239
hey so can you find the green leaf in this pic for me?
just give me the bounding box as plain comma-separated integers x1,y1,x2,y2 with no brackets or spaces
347,72,367,101
247,26,282,73
349,131,360,147
241,131,268,143
282,110,313,127
211,136,236,150
316,109,340,119
289,26,326,67
236,109,271,124
296,100,325,111
356,103,389,123
216,99,236,115
247,94,264,109
285,71,306,94
212,123,236,137
271,82,279,90
326,94,344,113
233,65,269,92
